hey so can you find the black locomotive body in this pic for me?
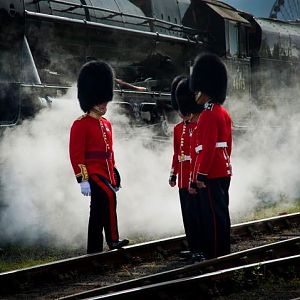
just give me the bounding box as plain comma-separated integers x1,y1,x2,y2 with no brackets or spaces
0,0,300,130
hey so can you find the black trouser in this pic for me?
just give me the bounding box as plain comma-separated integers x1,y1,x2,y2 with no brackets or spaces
196,177,231,259
179,188,193,250
184,192,203,253
179,188,205,253
87,176,119,254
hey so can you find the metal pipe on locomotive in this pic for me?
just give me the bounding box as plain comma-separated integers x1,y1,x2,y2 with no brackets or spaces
0,0,300,132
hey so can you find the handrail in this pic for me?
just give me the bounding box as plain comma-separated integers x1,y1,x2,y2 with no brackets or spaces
20,83,171,97
36,0,197,34
25,10,199,44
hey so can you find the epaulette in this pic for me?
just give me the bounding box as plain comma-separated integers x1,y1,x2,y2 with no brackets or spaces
76,113,88,121
173,122,182,133
204,102,214,111
174,121,182,128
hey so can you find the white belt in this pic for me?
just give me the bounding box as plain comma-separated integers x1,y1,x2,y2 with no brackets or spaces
178,154,191,162
195,142,227,153
216,142,227,148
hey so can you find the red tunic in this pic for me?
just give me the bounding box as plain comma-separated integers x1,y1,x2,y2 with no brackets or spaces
191,102,232,182
170,120,197,189
69,114,116,186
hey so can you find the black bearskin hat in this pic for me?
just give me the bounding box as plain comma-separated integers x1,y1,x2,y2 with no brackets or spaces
176,78,204,116
77,60,114,112
170,75,186,110
190,53,227,104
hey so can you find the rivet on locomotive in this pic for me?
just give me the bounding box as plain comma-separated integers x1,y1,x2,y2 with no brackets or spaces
0,0,299,134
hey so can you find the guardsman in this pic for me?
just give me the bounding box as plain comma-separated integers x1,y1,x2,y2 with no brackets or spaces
169,76,203,261
69,60,129,253
174,77,205,262
169,75,186,188
189,53,232,259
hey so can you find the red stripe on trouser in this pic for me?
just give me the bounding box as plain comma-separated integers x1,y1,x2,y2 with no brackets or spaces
90,175,119,241
207,184,218,258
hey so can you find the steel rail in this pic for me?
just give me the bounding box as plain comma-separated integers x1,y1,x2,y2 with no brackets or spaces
90,255,300,299
0,213,298,294
59,237,300,299
229,212,299,240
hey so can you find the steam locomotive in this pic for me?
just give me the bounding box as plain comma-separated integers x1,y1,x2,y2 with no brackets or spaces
1,0,300,132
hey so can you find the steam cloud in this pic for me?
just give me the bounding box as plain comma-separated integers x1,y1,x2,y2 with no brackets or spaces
0,87,180,248
228,88,300,221
0,85,299,248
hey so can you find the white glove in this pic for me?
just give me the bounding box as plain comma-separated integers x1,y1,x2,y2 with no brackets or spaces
80,181,91,196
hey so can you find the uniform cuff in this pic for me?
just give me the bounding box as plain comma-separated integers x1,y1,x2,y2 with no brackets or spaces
170,168,176,176
76,164,89,183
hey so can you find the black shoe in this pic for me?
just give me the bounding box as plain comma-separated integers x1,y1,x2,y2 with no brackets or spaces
191,252,206,263
109,239,129,250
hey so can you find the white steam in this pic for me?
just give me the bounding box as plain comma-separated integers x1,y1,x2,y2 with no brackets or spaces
228,88,300,220
0,84,299,248
0,87,87,247
0,87,180,247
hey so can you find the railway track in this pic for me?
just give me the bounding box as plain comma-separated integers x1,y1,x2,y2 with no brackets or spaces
60,237,300,299
0,213,299,299
85,254,300,300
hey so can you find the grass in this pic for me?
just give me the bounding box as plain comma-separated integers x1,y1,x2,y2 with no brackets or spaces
240,197,300,222
0,244,85,273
